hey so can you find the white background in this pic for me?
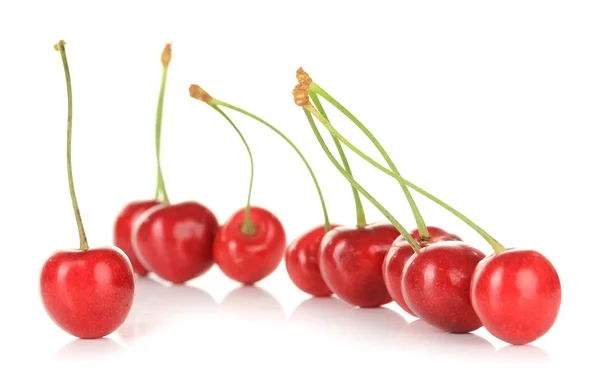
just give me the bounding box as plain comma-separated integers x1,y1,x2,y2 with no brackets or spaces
1,0,599,381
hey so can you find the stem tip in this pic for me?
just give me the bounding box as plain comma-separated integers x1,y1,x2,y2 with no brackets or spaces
189,84,213,103
293,83,311,106
54,40,66,51
296,67,313,86
161,43,172,67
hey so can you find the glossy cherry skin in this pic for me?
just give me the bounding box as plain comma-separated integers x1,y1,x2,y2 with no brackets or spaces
285,223,341,297
402,241,486,333
470,249,561,345
383,226,462,317
132,201,219,284
113,199,161,276
40,247,135,339
213,206,287,285
320,222,399,308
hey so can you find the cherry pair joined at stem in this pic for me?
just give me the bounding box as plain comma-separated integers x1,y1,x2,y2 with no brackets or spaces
114,43,219,285
293,69,561,344
189,85,335,286
40,41,135,339
297,73,481,326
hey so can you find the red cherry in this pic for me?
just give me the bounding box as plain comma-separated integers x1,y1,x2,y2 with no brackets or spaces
113,200,161,276
402,241,485,333
40,247,135,339
213,206,286,285
132,201,219,284
383,226,462,317
320,222,399,308
43,41,135,339
470,249,561,345
285,224,342,297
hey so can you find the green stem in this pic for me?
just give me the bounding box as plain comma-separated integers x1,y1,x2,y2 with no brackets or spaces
304,107,420,253
310,93,366,228
211,105,256,235
155,65,170,204
310,83,428,238
210,99,331,232
56,41,89,251
308,108,506,255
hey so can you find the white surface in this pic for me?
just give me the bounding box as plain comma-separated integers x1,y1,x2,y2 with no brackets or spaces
1,0,599,381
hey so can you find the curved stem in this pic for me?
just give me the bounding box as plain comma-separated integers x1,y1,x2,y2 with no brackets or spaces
310,83,428,238
403,179,506,254
310,93,366,228
155,53,171,204
210,99,331,232
211,105,256,235
55,41,89,251
308,108,506,254
304,108,420,253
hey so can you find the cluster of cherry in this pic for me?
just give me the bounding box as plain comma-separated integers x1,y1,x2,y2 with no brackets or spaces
40,41,561,348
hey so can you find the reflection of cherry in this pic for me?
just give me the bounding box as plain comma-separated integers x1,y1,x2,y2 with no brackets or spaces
220,286,286,323
56,338,125,361
117,277,167,342
129,284,217,339
495,344,551,364
289,297,354,338
338,307,408,350
427,332,496,361
40,41,135,340
402,319,445,342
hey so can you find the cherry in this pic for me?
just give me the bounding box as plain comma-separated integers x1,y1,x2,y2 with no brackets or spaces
320,222,400,307
40,41,134,339
131,45,219,285
189,85,337,287
112,44,175,277
113,200,160,276
187,95,286,284
132,201,218,284
285,224,342,297
41,247,135,339
213,206,286,284
298,74,561,342
402,241,486,333
383,226,462,317
297,70,472,312
471,249,561,345
294,80,426,308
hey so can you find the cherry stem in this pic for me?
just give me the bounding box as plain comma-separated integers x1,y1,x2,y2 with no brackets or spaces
309,83,429,238
310,93,367,228
211,105,256,235
154,44,172,204
187,87,331,232
55,41,89,251
303,107,420,253
309,107,507,255
213,99,332,232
